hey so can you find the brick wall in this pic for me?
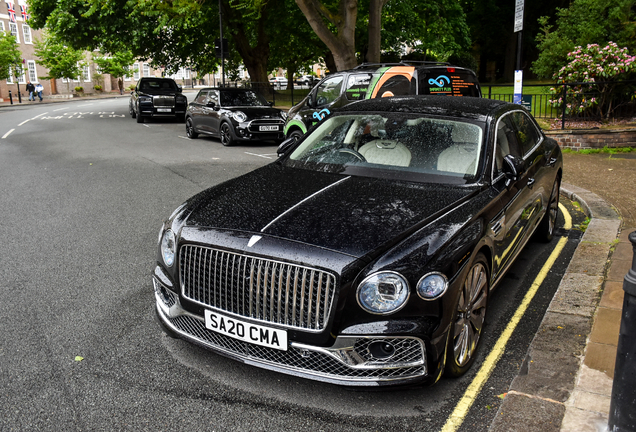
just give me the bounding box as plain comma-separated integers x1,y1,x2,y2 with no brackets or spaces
545,129,636,150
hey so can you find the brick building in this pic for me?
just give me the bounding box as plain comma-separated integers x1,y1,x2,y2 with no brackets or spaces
1,0,197,102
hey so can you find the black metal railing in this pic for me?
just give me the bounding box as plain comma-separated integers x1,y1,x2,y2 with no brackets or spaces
483,80,636,129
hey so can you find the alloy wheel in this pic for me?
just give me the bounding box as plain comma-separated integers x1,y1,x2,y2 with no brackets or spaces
452,262,488,367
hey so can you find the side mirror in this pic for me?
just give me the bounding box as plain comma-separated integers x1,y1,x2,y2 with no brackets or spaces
306,93,315,108
277,137,297,157
206,101,216,108
502,154,523,187
267,101,274,107
177,86,183,92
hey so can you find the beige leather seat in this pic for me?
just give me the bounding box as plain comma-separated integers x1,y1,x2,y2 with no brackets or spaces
358,140,412,167
436,124,482,175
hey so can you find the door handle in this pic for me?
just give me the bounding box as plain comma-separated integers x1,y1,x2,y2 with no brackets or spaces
527,178,536,188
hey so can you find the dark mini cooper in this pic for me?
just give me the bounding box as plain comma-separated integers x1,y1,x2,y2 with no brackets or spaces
154,96,562,387
129,77,188,123
185,88,287,146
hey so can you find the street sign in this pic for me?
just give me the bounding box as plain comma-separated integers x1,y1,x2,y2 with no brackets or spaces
514,0,524,32
514,69,523,104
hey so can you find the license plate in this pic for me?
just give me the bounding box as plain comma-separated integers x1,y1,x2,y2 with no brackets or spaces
259,125,279,131
157,108,172,113
204,310,288,351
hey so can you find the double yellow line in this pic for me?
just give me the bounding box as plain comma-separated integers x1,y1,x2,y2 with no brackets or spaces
441,203,572,432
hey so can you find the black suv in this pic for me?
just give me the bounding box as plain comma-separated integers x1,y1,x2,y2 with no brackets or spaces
283,62,481,141
129,77,188,123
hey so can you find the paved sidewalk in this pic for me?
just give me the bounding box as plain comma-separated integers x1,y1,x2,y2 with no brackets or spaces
491,150,636,432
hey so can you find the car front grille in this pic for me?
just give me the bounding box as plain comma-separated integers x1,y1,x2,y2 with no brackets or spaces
169,314,425,382
153,95,176,107
180,245,337,332
247,119,284,133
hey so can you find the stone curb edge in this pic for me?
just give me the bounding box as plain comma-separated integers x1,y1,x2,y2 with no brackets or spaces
488,182,621,432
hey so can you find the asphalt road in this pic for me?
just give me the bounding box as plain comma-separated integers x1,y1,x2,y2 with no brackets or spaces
0,95,585,432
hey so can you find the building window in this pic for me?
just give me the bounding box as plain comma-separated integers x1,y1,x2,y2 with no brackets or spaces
133,63,140,81
22,24,31,44
9,22,19,43
27,60,37,83
7,66,13,84
143,63,150,77
0,21,5,34
16,65,26,84
82,64,90,82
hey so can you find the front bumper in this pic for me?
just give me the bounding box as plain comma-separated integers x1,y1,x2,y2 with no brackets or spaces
154,277,429,386
234,119,285,142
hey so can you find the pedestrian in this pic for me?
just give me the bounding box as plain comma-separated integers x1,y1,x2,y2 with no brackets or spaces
26,81,35,101
35,83,43,102
118,79,123,95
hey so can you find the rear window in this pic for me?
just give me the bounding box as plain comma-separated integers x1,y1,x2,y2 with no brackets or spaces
418,70,481,97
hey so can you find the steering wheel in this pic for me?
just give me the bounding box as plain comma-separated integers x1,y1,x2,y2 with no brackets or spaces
338,148,366,162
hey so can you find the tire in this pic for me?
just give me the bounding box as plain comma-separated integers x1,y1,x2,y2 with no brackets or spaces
445,252,489,377
136,104,144,123
288,129,303,143
220,122,235,146
536,176,561,243
186,117,199,139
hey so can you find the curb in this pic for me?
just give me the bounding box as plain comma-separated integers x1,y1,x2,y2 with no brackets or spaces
489,182,621,432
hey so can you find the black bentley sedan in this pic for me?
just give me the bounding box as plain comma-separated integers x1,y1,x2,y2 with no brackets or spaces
154,95,562,387
185,88,287,146
129,77,188,123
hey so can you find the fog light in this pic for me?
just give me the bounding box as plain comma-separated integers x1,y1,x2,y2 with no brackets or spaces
368,340,395,360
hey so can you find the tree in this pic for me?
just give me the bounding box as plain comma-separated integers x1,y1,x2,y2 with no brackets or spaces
0,33,21,82
33,32,86,93
93,51,138,94
533,0,636,79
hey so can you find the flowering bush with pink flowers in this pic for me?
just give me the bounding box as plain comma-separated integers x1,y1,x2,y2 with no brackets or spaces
549,42,636,118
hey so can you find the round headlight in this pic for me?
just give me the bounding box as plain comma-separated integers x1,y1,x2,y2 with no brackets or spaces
280,111,288,120
232,111,248,122
161,229,176,267
357,272,410,315
416,272,448,300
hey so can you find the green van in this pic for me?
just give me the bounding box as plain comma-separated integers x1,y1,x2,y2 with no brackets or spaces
283,62,481,141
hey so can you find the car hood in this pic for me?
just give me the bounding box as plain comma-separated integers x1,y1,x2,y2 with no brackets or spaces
222,106,282,118
183,164,479,258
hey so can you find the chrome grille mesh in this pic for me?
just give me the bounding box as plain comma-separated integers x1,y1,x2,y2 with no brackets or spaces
180,245,337,332
153,95,175,107
168,314,426,381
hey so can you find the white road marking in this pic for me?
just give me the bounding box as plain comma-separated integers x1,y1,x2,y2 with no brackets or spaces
18,119,30,126
245,152,273,159
53,107,66,112
2,129,15,139
32,112,48,119
179,136,191,140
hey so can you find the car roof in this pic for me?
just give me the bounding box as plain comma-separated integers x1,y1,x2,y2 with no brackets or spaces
336,95,510,120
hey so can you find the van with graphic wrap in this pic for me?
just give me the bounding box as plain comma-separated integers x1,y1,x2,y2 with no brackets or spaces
283,62,481,141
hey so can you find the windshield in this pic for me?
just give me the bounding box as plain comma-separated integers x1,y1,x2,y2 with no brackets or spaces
284,113,485,183
220,91,269,107
140,79,178,91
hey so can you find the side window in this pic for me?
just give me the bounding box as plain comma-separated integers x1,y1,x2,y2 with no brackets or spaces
315,76,344,107
195,91,207,104
511,111,541,155
494,115,523,175
345,73,373,101
208,91,219,106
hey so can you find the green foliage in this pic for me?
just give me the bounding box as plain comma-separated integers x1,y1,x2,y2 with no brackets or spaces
74,86,84,92
533,0,636,79
93,51,137,80
548,42,636,117
33,31,85,81
0,33,22,81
